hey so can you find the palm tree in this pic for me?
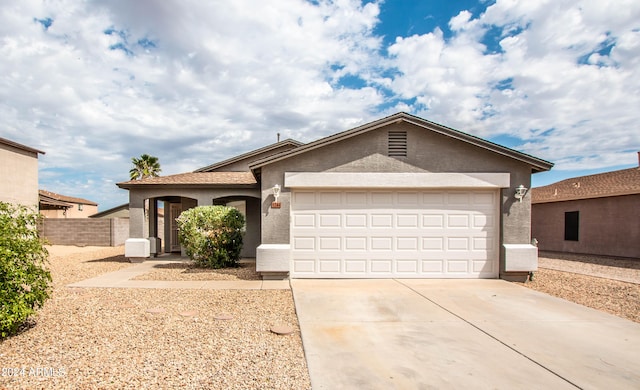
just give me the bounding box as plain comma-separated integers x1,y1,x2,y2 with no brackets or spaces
129,154,162,180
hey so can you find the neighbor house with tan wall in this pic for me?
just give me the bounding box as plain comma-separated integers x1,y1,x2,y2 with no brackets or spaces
532,158,640,259
0,137,45,208
39,190,98,218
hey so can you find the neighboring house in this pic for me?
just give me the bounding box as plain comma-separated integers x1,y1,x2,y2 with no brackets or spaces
118,112,553,280
0,137,45,208
532,158,640,259
89,203,131,219
90,203,164,247
39,190,98,218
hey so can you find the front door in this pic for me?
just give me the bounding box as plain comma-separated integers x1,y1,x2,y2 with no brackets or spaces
170,203,182,252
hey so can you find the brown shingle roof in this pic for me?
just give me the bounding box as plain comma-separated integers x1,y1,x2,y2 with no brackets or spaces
39,190,98,206
117,172,257,188
532,167,640,203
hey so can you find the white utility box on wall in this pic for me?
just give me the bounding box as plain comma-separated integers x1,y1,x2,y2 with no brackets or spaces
503,244,538,272
256,244,290,277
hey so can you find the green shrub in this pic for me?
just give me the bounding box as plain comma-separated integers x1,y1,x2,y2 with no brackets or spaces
176,206,245,268
0,202,51,338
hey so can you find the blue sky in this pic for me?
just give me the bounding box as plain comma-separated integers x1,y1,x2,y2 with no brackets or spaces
2,0,639,210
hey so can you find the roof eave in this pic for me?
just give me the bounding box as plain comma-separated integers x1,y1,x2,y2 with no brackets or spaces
194,139,304,172
249,112,554,173
533,191,640,204
0,137,45,155
116,183,258,190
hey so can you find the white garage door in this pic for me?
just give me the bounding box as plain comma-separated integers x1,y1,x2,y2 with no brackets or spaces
290,189,499,278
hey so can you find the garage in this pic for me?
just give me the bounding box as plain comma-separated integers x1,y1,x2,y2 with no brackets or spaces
288,177,500,278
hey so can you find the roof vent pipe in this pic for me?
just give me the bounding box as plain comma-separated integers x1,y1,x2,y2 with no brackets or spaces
277,133,280,142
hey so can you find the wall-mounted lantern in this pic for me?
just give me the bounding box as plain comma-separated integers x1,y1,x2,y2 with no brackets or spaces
271,184,281,208
514,184,528,203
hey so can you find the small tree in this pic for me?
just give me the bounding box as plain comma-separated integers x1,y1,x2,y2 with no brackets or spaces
0,202,51,338
176,206,245,268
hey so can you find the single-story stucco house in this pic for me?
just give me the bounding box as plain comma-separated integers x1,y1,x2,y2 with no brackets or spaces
532,157,640,259
118,112,553,281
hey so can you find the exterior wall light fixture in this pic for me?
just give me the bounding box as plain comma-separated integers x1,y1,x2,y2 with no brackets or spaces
514,185,528,202
271,184,281,209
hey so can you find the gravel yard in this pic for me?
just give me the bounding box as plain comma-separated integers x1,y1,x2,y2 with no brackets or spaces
0,246,310,390
133,259,261,281
515,252,640,324
2,246,638,389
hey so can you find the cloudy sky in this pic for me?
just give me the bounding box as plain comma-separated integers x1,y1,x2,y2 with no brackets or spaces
2,0,639,211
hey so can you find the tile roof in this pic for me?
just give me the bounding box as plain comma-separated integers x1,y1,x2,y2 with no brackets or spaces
532,167,640,203
39,190,98,206
117,171,257,188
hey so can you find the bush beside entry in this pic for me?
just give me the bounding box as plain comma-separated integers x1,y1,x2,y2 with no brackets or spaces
0,202,51,338
176,206,245,268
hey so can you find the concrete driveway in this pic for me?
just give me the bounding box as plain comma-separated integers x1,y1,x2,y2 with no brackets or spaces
291,279,640,389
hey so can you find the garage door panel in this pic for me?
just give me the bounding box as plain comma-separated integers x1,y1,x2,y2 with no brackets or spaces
371,259,393,273
447,214,470,228
397,237,419,250
397,214,419,227
291,189,498,278
319,236,341,251
447,260,470,273
345,237,367,250
345,214,367,227
397,192,419,205
370,237,393,250
293,236,315,250
319,214,341,227
293,258,316,273
396,259,419,273
294,214,316,228
371,192,394,205
421,259,444,273
318,259,341,273
422,215,445,228
371,214,393,227
422,193,445,205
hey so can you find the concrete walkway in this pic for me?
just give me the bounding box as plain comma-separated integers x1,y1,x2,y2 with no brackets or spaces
68,260,290,290
292,279,640,389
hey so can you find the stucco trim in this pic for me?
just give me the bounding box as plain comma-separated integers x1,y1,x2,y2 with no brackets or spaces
285,172,510,189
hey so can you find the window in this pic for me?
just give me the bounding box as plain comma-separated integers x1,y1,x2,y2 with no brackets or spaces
78,204,83,211
564,211,579,241
388,131,407,157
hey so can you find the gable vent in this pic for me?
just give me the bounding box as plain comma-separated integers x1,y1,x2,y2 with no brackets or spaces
388,131,407,157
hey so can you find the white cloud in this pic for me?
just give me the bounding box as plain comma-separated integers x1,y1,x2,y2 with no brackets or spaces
1,0,385,209
385,0,640,170
1,0,639,209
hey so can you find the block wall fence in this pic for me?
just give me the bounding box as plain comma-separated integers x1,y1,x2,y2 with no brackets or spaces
40,218,130,247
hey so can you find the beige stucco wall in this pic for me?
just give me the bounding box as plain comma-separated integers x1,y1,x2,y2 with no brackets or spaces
41,204,98,218
260,121,536,277
532,194,640,258
0,143,39,207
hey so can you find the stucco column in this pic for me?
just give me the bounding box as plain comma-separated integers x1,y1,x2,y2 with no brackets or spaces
149,199,158,238
125,191,150,262
129,192,145,238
